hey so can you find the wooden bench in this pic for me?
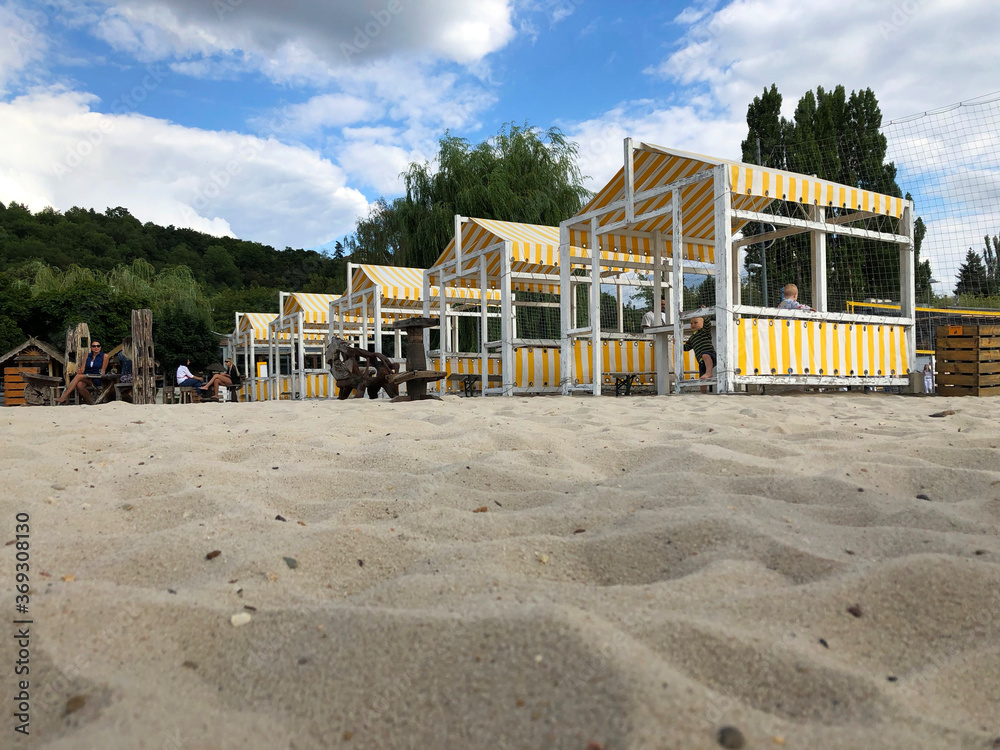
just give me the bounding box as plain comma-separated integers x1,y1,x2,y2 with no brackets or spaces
447,373,503,397
178,386,198,404
114,383,134,403
604,372,654,397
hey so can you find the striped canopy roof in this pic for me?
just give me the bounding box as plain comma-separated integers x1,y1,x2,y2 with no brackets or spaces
429,218,635,294
334,264,500,321
568,143,906,264
236,312,277,343
280,292,340,324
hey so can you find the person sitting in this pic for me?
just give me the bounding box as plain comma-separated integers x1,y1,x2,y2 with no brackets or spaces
176,358,205,397
641,297,668,332
56,340,108,404
117,337,134,385
202,358,241,400
778,283,814,311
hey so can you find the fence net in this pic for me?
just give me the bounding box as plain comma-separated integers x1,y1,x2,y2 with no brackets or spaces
743,92,1000,319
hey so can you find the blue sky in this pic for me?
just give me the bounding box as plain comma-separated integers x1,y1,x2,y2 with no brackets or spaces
1,0,999,281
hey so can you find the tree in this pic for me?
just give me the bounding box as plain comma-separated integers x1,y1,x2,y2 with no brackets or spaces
739,84,913,310
983,234,1000,296
153,304,219,373
955,248,989,298
343,123,591,269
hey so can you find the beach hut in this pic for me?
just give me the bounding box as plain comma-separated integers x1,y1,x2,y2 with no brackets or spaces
267,293,339,400
0,337,66,406
229,312,278,401
560,140,915,395
425,217,692,395
332,263,493,362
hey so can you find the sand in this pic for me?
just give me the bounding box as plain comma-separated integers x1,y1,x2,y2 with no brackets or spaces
1,393,999,749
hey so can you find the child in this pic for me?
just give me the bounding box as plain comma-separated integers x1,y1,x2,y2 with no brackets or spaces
923,363,933,395
683,316,716,393
778,283,814,311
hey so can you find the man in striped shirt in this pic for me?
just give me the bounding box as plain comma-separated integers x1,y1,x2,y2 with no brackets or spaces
683,316,716,393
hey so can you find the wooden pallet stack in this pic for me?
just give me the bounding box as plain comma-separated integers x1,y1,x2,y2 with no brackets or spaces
935,324,1000,396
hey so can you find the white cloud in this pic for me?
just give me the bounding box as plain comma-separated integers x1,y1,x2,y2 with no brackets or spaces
82,0,517,80
0,89,368,248
566,101,746,188
651,0,1000,122
0,2,52,94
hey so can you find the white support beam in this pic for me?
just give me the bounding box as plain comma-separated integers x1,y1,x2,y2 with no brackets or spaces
454,214,465,277
590,216,602,396
900,200,917,371
623,137,635,225
731,208,910,245
652,228,662,329
713,165,734,393
810,205,828,312
500,241,515,396
560,222,573,395
480,254,488,391
672,190,684,395
297,311,305,399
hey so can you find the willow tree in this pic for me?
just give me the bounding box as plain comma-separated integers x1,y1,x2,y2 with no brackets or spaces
343,123,591,269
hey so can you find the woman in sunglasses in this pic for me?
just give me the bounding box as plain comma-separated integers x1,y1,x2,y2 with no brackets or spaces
55,340,108,404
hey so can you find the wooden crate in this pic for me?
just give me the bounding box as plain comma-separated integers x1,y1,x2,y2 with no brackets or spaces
4,366,40,407
935,325,1000,396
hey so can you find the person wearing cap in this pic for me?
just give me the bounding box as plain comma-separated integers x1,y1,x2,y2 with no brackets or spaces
55,340,109,404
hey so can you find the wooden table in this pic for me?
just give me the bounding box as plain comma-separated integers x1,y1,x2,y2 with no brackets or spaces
389,317,445,402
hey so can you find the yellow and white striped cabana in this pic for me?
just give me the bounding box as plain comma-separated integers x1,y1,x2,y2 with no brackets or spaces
229,312,279,401
267,292,339,400
426,217,690,395
560,141,915,394
331,263,495,358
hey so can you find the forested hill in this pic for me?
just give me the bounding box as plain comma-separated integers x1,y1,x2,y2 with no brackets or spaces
0,201,350,367
0,202,346,295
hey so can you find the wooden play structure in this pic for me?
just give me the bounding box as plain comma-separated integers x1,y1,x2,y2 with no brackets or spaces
326,336,399,399
559,141,915,395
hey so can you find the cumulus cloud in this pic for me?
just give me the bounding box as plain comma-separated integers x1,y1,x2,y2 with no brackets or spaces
0,2,52,93
0,89,368,248
80,0,516,80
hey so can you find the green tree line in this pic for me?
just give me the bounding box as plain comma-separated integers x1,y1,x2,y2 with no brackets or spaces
0,203,348,366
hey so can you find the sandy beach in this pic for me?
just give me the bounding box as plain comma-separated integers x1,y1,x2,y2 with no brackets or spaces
2,393,999,749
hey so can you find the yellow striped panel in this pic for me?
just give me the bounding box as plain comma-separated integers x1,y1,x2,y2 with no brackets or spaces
736,318,908,378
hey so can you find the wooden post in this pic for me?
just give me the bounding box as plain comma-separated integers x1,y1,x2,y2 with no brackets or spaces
131,309,155,404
